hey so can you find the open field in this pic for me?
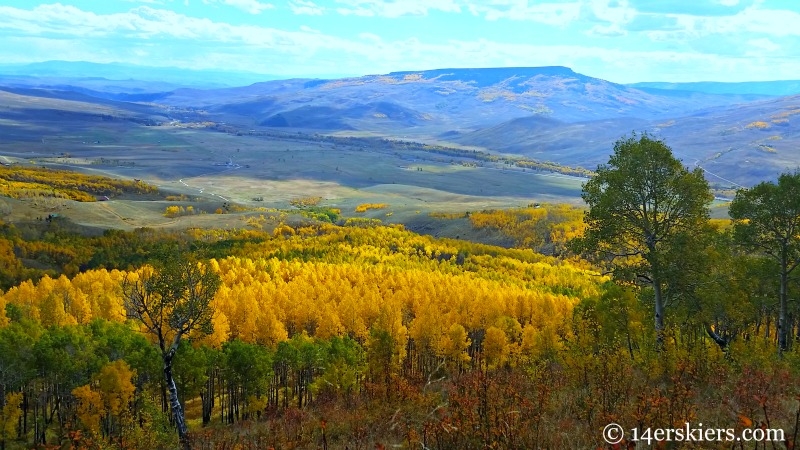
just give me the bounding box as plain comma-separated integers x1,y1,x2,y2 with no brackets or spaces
0,108,586,230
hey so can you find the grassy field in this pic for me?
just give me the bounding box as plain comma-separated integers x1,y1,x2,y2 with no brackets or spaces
0,109,586,230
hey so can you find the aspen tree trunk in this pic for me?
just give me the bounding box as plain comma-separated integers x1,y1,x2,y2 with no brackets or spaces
779,264,788,352
653,278,665,350
201,371,214,426
164,347,190,450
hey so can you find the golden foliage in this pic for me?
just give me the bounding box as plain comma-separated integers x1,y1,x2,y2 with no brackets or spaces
770,107,800,121
290,196,322,208
0,165,156,202
469,204,586,252
745,121,770,130
758,144,777,153
1,270,127,326
1,223,602,369
355,203,389,213
97,360,136,416
73,384,104,432
0,392,22,441
483,326,509,368
344,217,382,227
164,205,197,217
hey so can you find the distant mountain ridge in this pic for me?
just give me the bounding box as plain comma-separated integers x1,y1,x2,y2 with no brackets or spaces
2,61,800,188
385,66,594,87
156,65,769,131
452,94,800,188
0,60,278,89
629,80,800,97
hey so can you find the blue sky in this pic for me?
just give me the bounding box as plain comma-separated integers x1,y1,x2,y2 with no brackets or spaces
1,0,799,83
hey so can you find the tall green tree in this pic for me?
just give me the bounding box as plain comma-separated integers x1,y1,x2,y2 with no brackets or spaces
573,133,712,347
729,171,800,352
121,254,221,449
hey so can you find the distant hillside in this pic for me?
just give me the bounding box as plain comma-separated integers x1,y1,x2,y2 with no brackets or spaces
451,116,650,172
157,66,764,133
0,60,275,90
258,102,428,130
454,94,800,187
629,80,800,97
0,87,169,144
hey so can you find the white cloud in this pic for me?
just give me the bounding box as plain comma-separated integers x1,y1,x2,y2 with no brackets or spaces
746,37,780,53
715,0,739,6
1,3,799,82
220,0,274,14
290,0,324,15
468,1,582,26
358,32,382,41
640,5,800,42
198,0,275,14
710,6,800,37
644,14,699,41
587,23,626,36
335,0,461,18
587,0,636,26
0,4,380,70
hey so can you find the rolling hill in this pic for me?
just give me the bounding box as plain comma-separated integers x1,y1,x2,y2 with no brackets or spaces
630,80,800,97
2,62,799,191
157,66,766,131
452,94,800,188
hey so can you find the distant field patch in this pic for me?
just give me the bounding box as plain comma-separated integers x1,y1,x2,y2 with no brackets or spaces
407,164,475,173
429,211,468,219
290,196,323,208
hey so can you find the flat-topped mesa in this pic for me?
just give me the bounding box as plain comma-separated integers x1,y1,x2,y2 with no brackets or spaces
383,66,597,87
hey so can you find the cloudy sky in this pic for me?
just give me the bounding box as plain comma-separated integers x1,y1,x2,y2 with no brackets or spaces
1,0,799,83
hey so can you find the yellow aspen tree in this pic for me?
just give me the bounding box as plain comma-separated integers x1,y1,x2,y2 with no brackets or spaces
315,303,344,340
483,326,509,369
3,280,41,323
408,302,445,356
97,360,136,418
439,323,471,370
198,310,229,348
39,290,76,328
0,392,22,447
72,385,104,433
54,275,90,324
0,297,6,328
73,270,126,322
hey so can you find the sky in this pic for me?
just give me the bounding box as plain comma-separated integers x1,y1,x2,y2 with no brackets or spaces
1,0,799,83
